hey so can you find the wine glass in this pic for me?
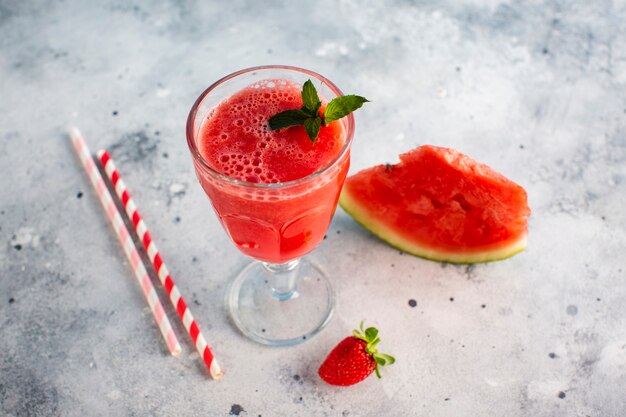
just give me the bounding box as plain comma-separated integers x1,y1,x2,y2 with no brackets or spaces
186,66,354,346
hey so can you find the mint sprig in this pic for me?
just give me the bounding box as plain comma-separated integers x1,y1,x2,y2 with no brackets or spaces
268,79,368,143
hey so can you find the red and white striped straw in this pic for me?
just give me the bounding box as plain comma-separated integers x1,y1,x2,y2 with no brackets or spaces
97,149,223,380
69,128,181,356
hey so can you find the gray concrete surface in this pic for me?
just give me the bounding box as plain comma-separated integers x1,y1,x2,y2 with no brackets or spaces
1,0,626,415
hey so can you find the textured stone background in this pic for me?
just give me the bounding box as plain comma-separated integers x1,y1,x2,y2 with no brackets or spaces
1,0,626,416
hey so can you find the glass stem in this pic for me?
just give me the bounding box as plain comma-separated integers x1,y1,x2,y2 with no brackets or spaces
263,259,300,300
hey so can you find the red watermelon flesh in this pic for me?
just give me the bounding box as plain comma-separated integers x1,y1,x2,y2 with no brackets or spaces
339,145,530,263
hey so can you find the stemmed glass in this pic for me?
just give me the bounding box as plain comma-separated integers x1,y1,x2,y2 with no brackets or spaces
186,66,354,346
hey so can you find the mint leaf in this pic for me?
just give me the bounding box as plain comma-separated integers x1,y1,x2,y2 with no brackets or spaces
323,95,369,124
268,109,311,130
301,80,321,116
267,81,368,144
303,117,321,143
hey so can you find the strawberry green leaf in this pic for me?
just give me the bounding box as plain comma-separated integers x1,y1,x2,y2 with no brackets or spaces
323,95,369,124
365,327,378,341
376,353,395,365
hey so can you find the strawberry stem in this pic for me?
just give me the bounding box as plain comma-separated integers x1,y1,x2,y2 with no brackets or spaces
353,321,396,378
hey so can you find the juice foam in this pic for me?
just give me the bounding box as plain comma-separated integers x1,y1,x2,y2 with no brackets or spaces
198,79,345,183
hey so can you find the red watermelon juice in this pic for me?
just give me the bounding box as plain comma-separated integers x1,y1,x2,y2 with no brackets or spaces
192,79,350,263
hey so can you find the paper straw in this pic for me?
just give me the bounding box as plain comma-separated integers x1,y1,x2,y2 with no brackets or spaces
97,150,223,380
69,128,181,356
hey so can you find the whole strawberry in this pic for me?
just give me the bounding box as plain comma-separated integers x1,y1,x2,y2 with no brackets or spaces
318,322,395,386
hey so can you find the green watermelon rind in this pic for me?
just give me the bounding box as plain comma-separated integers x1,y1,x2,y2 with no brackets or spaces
339,188,528,264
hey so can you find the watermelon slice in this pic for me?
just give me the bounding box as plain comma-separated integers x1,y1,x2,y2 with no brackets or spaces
339,145,530,263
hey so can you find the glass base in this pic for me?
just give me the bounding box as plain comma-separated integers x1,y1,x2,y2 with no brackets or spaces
225,258,334,346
